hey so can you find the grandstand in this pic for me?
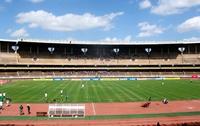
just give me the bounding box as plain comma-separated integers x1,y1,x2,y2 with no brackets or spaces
0,38,200,78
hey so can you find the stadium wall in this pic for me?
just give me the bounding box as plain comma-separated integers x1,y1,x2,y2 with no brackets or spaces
30,77,200,81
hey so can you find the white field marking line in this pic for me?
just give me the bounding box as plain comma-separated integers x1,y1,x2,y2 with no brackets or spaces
92,102,96,115
187,107,193,110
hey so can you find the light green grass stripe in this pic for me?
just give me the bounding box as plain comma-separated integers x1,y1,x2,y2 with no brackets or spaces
23,82,48,102
115,81,144,101
113,81,136,101
97,81,112,102
91,81,102,102
102,81,122,102
106,82,128,102
67,81,79,102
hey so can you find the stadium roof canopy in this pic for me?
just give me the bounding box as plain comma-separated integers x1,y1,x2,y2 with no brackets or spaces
0,38,200,45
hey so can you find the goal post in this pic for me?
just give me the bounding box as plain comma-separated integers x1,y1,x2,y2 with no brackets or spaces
48,104,85,118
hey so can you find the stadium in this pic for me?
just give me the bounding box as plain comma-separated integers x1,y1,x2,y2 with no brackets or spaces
0,38,200,126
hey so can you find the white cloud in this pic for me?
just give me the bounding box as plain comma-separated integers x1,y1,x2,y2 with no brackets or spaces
16,10,123,32
139,0,152,9
5,0,12,3
10,28,29,38
151,0,200,15
183,37,200,41
6,28,12,33
104,37,118,42
137,22,165,37
29,0,44,3
177,16,200,32
104,35,132,42
124,35,132,41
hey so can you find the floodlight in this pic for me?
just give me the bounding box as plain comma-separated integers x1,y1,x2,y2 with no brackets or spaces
178,47,185,63
145,48,152,54
178,47,185,53
48,47,55,54
81,48,88,55
11,45,19,53
113,48,119,54
145,48,152,64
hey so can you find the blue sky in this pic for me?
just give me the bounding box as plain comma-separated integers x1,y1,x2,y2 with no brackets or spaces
0,0,200,41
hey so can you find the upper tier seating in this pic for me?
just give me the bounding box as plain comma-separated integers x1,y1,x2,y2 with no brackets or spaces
0,71,199,78
0,52,200,65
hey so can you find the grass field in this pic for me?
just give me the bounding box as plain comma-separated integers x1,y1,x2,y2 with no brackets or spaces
0,80,200,103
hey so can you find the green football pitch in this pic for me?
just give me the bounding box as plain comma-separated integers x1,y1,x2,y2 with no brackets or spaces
0,80,200,103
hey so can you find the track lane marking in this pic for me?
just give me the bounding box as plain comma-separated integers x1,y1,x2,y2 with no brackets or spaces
92,102,96,115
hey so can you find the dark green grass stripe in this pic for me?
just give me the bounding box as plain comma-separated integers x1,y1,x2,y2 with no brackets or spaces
95,81,110,102
53,80,71,102
163,81,189,99
133,81,167,100
146,81,178,100
87,82,93,102
139,83,167,99
67,81,80,102
63,80,74,102
73,82,81,102
85,81,90,102
123,81,150,100
136,81,178,101
28,81,58,102
158,81,194,100
93,81,103,102
111,81,134,101
131,82,152,100
97,81,112,102
111,83,135,101
77,81,87,102
90,82,103,102
105,82,129,102
114,81,144,101
174,82,200,99
120,82,148,101
90,81,101,102
50,81,67,101
11,81,48,103
23,82,48,102
102,81,123,102
121,81,149,101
